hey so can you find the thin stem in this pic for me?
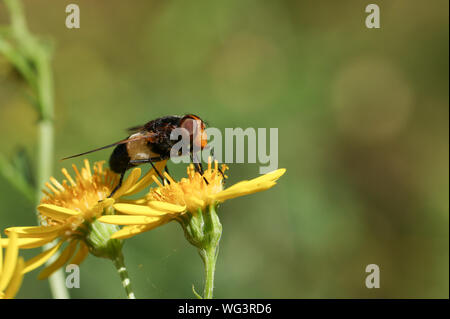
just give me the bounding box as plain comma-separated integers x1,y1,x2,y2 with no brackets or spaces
38,117,68,299
113,254,136,299
200,246,218,299
35,46,69,301
2,0,69,299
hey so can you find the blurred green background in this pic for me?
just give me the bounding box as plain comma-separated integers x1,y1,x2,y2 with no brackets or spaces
0,0,448,298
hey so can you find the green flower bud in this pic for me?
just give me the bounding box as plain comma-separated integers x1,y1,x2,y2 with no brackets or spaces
85,219,123,260
179,204,222,251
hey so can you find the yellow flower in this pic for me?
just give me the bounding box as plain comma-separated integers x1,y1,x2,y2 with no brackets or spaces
99,159,286,240
0,159,166,279
98,158,285,299
0,232,24,299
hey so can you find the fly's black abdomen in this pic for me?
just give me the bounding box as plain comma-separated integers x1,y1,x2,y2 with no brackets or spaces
109,143,131,174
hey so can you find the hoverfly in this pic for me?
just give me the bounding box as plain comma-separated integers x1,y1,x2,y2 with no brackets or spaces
62,114,209,197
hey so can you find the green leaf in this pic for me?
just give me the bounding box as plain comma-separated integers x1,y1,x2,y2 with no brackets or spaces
0,36,37,89
0,152,35,202
12,147,35,187
192,284,203,299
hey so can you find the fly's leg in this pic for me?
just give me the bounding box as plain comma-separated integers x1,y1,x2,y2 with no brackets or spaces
108,169,127,198
129,157,169,184
210,148,225,180
191,153,209,185
164,165,171,185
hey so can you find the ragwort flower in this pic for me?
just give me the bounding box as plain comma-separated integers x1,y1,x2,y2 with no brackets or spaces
99,158,286,298
100,160,286,240
1,159,165,298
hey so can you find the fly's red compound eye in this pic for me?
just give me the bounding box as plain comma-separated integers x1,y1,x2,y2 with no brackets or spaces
180,115,207,150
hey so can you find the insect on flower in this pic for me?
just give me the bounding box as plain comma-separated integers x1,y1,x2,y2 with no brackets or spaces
62,114,210,197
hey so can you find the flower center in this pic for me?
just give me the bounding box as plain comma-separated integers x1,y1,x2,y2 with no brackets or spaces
146,161,228,213
39,160,118,232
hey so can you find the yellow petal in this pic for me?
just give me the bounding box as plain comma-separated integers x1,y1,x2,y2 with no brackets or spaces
4,225,62,238
98,215,162,225
37,204,80,221
212,181,277,202
0,232,18,292
3,257,24,299
109,225,145,240
147,201,186,213
247,168,286,184
186,195,205,208
1,236,56,250
117,198,148,205
113,203,169,217
69,241,89,265
220,169,285,194
111,167,141,199
22,241,63,274
123,160,168,197
223,168,286,191
110,220,168,240
38,240,78,280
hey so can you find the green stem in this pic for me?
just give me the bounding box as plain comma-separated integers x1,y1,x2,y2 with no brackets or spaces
2,0,69,299
35,45,70,301
190,204,221,299
37,117,68,299
200,245,218,299
113,254,136,299
34,22,69,302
